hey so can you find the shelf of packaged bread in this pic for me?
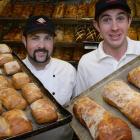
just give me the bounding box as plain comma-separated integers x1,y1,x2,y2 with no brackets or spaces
0,40,84,48
1,17,140,24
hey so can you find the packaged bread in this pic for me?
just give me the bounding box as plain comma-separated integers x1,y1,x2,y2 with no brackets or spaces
73,96,132,140
0,44,11,54
21,83,43,104
64,4,77,18
30,98,58,124
4,60,21,75
102,80,140,128
2,109,33,136
77,3,87,19
136,0,140,17
0,116,12,139
128,27,137,40
0,88,27,110
53,2,65,18
12,72,31,89
0,54,13,66
127,66,140,88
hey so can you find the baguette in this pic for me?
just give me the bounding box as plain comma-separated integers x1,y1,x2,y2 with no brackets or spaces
73,96,132,140
102,79,140,128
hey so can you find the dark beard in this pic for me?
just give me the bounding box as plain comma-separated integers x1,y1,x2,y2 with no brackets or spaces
29,49,49,63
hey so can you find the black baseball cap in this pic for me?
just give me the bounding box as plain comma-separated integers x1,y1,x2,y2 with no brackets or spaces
23,15,55,36
95,0,131,20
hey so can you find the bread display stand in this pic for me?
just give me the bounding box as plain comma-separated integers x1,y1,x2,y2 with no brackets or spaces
0,51,72,140
67,56,140,140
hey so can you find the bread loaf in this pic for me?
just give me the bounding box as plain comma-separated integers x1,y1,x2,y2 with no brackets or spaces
30,98,58,124
2,109,33,136
73,96,132,140
102,80,140,128
127,66,140,88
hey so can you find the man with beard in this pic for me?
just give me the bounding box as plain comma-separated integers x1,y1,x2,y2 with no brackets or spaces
75,0,140,96
22,15,76,140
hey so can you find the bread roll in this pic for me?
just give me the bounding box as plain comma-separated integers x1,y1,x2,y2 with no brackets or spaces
21,83,43,104
73,96,132,140
0,75,10,89
2,109,33,136
0,44,11,54
127,66,140,88
0,88,27,110
12,72,30,89
4,60,21,75
30,98,58,124
0,54,13,66
0,116,12,139
102,80,140,128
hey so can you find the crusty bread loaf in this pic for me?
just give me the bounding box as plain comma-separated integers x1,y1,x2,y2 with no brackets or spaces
102,79,140,128
73,96,132,140
21,83,43,104
12,72,30,89
127,66,140,88
2,109,33,136
0,116,12,139
0,44,11,54
4,60,21,75
0,88,27,110
0,54,13,66
30,98,58,124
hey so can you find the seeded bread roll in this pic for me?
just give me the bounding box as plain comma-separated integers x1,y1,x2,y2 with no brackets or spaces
73,96,132,140
102,80,140,128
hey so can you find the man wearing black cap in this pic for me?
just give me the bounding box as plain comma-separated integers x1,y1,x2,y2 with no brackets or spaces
22,15,76,140
76,0,140,95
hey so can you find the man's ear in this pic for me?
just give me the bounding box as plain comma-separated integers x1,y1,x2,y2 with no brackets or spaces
93,20,100,33
128,16,132,28
22,35,26,48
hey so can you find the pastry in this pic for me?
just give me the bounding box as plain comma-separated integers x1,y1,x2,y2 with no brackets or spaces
30,98,58,124
73,96,132,140
4,60,21,75
12,72,30,89
0,88,27,110
21,83,43,104
2,109,33,136
102,80,140,128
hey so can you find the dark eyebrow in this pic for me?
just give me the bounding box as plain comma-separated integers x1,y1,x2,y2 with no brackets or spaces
99,11,128,19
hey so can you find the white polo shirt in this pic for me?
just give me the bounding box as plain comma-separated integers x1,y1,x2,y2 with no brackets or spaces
76,37,140,96
23,57,76,140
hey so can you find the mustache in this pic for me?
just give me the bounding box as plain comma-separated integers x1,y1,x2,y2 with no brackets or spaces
34,49,48,54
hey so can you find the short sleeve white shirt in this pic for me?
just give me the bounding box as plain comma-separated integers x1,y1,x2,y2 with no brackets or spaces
76,37,140,96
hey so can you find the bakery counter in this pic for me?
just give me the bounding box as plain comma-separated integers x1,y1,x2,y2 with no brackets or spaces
67,56,140,140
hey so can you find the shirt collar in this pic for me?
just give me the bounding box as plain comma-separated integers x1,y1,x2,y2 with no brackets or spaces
97,37,138,61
